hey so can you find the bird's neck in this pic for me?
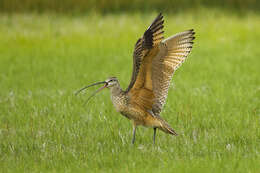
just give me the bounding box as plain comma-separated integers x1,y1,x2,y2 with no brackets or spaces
109,83,128,112
109,83,124,97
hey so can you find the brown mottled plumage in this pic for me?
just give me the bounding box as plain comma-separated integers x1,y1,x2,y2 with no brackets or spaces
76,13,195,144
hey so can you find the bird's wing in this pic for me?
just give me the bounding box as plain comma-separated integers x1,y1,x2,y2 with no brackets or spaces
126,13,164,93
128,14,195,115
151,29,195,115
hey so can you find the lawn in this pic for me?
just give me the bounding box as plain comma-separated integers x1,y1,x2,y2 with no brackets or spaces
0,9,259,172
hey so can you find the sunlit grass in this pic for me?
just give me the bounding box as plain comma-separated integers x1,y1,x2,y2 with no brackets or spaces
0,10,259,172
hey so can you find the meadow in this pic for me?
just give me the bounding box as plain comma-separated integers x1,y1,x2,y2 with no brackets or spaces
0,9,259,172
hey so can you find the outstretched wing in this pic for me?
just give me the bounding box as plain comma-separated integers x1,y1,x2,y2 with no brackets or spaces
127,13,195,116
152,29,195,115
126,13,164,92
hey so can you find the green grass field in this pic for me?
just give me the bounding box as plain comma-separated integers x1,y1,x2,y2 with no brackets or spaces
0,10,259,172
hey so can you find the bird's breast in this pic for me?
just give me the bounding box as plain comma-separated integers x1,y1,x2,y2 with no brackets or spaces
111,94,128,113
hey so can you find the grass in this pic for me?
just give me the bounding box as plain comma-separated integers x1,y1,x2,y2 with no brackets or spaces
0,10,259,172
1,0,260,14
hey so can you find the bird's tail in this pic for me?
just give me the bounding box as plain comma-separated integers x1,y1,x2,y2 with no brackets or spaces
157,117,178,136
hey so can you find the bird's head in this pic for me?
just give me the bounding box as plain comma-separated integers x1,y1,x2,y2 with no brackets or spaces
75,77,119,104
105,77,119,88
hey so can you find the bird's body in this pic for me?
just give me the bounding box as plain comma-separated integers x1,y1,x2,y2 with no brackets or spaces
76,13,195,144
108,78,175,133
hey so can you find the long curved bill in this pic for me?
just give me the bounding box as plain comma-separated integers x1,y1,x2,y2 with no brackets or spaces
75,81,107,95
75,81,107,105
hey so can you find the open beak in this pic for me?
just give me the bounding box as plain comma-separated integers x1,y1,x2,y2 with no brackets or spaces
75,81,108,104
75,81,107,95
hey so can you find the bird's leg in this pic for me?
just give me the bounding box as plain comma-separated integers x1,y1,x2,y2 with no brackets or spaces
153,128,157,144
132,125,136,144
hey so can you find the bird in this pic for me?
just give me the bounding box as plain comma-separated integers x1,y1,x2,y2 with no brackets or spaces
76,13,195,144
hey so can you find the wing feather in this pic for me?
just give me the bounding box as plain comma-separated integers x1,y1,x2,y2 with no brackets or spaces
151,29,195,115
126,13,164,92
126,13,195,117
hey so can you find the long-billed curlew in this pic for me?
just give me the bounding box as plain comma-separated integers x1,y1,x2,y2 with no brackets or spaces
76,13,195,144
